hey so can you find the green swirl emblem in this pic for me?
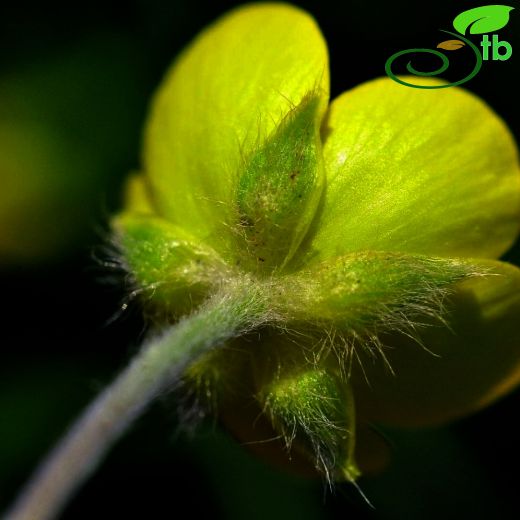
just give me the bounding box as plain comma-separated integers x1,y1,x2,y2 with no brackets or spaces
385,30,482,89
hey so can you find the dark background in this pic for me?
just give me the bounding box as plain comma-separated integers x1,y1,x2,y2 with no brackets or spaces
1,1,519,518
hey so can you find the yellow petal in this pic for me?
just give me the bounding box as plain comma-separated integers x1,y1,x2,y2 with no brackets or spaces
353,260,520,427
305,77,520,262
144,4,329,253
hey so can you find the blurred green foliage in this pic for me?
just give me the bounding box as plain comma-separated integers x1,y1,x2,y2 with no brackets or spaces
0,35,146,263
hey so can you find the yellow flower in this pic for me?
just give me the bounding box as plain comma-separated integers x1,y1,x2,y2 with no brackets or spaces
113,4,520,481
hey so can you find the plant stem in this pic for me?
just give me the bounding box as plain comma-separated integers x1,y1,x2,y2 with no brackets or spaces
5,279,270,520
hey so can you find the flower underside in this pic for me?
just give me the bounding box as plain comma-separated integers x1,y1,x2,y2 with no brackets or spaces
112,3,520,480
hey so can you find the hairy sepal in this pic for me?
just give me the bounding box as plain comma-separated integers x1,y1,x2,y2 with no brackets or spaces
277,251,480,335
113,213,229,317
258,364,359,483
235,91,326,272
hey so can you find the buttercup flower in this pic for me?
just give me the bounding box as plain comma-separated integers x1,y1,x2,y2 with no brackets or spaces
114,4,520,482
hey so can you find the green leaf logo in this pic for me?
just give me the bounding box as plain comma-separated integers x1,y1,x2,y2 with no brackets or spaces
453,5,514,35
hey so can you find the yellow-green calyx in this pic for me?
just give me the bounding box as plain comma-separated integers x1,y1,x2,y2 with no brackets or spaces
113,3,520,479
235,92,325,270
261,365,359,482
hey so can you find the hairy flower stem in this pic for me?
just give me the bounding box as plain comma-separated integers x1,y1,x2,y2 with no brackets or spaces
6,278,271,520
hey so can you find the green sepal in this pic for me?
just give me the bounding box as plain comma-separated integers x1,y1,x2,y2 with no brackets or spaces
181,339,256,414
112,213,228,317
235,92,326,271
258,363,360,482
278,252,478,333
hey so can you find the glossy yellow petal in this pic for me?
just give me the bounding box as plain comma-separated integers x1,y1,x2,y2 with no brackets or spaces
144,3,329,253
353,260,520,427
305,77,520,262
